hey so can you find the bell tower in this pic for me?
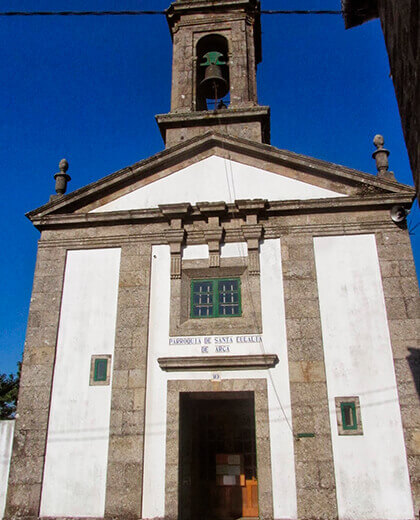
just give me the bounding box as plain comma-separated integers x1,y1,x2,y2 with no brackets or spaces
156,0,270,147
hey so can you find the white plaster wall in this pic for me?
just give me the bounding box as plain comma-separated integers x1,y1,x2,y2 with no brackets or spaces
92,155,345,213
0,420,14,519
142,240,297,519
260,239,297,520
40,248,121,517
314,235,414,520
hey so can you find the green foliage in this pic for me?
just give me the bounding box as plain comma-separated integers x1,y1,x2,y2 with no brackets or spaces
0,362,21,419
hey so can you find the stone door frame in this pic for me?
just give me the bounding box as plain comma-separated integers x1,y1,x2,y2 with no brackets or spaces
165,378,274,520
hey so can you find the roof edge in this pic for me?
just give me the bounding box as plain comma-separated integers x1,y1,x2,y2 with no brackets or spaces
341,0,379,29
26,131,415,221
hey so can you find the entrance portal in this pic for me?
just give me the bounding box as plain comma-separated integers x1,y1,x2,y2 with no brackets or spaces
179,392,259,520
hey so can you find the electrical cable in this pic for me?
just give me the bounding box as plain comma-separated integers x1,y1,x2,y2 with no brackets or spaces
213,107,295,436
0,9,342,17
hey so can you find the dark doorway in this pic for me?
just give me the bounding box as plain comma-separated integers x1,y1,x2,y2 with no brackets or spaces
179,392,259,520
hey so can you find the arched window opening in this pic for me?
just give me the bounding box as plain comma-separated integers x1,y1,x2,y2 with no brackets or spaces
196,34,230,111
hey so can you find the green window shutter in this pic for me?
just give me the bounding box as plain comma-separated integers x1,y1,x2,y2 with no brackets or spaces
217,278,241,317
94,358,108,382
341,402,357,430
191,280,215,318
190,278,241,318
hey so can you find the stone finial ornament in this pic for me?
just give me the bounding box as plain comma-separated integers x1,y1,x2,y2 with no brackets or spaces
372,135,395,180
54,158,71,195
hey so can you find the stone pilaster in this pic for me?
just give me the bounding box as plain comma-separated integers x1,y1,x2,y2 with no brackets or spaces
104,242,152,518
281,234,338,520
5,245,67,519
199,201,226,268
375,229,420,518
242,224,262,276
204,228,224,268
166,229,186,279
160,203,190,280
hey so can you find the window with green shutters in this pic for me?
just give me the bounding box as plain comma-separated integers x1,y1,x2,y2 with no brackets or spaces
340,401,357,430
191,278,241,318
335,396,363,435
90,355,111,386
94,358,108,382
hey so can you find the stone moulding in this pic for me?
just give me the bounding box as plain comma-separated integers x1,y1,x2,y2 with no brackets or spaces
157,354,279,371
28,193,414,231
26,131,415,224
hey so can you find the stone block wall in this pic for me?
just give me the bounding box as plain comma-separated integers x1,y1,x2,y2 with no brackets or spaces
376,229,420,519
5,195,419,519
281,234,338,520
5,245,67,519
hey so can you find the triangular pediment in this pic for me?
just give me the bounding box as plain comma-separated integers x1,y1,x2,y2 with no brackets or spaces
27,132,415,222
91,155,345,213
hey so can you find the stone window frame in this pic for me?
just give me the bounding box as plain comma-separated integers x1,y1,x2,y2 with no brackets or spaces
89,354,112,386
165,378,274,520
335,396,363,435
170,257,262,337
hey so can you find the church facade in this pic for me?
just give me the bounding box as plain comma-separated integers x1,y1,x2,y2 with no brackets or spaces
1,1,419,520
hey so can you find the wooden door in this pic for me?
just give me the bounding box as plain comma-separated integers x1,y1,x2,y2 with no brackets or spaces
242,477,259,517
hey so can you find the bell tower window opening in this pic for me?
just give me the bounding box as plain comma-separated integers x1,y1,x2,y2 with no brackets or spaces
196,34,230,112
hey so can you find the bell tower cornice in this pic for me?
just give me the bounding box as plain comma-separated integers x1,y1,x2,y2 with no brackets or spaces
166,0,262,63
156,0,270,148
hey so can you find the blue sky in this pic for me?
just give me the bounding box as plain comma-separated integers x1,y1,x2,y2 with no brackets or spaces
0,0,419,375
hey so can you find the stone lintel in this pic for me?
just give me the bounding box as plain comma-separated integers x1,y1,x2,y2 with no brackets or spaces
158,354,278,371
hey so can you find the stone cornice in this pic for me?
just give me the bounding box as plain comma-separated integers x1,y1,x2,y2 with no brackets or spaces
26,132,415,222
156,107,270,144
157,354,279,371
35,219,402,249
29,193,414,231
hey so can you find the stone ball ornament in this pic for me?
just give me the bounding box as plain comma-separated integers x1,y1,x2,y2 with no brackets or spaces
373,134,385,148
54,158,71,195
59,158,69,173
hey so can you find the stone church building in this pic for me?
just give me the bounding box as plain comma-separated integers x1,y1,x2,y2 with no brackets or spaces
1,1,419,519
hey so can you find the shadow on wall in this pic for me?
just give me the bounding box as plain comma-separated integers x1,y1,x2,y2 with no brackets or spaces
407,348,420,399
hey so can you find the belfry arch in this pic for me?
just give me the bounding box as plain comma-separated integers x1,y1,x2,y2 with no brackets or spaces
195,34,230,111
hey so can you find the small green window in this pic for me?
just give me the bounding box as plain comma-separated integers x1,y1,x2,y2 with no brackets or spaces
341,402,357,430
94,358,108,382
191,278,241,318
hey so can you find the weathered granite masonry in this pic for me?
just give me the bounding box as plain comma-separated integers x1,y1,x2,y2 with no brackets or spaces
4,244,67,519
104,243,152,518
165,379,274,520
156,0,270,146
281,233,338,520
376,229,420,518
